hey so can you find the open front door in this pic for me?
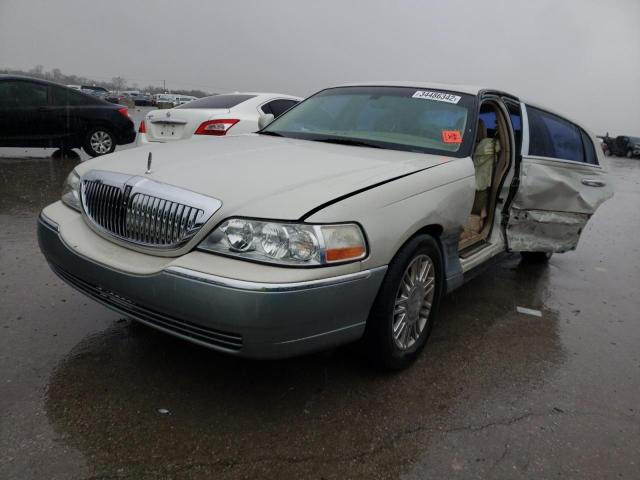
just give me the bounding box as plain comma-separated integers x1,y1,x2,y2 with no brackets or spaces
505,103,613,253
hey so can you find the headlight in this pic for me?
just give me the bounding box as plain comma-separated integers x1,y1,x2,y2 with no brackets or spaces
199,219,367,266
61,170,81,211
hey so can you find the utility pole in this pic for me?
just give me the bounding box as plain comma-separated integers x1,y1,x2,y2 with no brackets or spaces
162,80,166,92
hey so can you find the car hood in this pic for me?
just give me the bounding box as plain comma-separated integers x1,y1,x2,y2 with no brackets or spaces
75,134,451,219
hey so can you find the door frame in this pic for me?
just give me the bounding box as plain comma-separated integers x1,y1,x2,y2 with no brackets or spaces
473,90,519,246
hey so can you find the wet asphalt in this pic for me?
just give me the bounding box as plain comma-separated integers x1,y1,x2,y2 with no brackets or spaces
1,117,639,479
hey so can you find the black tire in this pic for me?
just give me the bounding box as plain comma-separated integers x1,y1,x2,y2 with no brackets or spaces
364,234,443,370
520,251,553,264
83,127,116,157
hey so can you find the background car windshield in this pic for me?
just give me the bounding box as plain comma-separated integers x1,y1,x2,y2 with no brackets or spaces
263,86,474,155
176,94,255,109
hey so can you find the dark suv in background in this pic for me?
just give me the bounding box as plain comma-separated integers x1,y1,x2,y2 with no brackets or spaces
0,75,136,157
603,135,640,158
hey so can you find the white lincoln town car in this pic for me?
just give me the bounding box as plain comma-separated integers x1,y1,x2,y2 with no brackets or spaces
38,82,613,369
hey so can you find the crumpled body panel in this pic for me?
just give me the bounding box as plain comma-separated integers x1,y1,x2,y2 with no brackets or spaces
512,159,613,214
507,156,612,252
507,208,589,253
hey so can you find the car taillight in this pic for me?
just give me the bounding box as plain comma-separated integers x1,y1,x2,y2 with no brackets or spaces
118,107,131,119
194,119,240,136
138,120,146,133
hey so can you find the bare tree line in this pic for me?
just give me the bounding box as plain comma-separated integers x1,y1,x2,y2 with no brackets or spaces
0,65,211,97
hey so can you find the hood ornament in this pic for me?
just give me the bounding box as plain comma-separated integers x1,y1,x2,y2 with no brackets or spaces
145,152,153,174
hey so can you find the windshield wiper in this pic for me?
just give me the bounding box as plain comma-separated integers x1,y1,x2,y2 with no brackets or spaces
311,138,382,149
259,131,285,137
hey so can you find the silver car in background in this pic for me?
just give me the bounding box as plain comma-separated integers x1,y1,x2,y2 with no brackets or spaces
38,82,613,369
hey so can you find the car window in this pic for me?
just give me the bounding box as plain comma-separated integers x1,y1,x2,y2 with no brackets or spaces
176,94,255,109
527,106,584,163
0,81,48,107
479,110,497,135
580,130,599,165
52,86,95,106
267,99,299,117
0,82,14,107
260,102,273,115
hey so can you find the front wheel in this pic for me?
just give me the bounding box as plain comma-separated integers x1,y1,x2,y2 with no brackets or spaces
83,128,116,157
365,235,443,370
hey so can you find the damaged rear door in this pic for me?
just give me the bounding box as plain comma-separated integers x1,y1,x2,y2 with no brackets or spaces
505,104,613,253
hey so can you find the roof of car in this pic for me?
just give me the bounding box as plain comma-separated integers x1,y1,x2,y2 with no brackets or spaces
0,74,57,84
221,92,302,99
333,81,486,96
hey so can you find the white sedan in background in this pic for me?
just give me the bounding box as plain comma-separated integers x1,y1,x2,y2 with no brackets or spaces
137,93,301,145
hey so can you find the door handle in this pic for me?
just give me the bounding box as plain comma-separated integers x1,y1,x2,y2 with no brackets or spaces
581,179,606,187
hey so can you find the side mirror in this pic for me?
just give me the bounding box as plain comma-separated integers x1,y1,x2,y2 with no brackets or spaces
258,113,275,130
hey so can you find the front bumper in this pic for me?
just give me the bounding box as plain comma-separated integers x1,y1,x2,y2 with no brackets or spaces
38,214,386,359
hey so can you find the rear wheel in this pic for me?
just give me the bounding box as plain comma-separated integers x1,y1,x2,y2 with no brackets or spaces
83,127,115,157
520,251,553,263
365,235,443,370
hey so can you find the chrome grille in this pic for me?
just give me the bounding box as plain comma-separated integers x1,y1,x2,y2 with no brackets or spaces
80,170,221,250
126,193,202,245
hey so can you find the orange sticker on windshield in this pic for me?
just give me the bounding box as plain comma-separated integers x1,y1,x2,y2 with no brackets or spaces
442,130,462,144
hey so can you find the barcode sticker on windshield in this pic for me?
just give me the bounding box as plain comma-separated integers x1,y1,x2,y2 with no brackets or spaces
412,90,461,104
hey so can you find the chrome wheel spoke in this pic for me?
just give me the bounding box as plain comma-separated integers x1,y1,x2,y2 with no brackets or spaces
418,260,431,282
394,303,407,316
393,314,407,338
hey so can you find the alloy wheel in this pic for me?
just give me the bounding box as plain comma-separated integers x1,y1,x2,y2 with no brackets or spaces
392,254,435,350
90,130,113,155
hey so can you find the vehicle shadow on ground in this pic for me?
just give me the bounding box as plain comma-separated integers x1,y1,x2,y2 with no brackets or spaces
44,256,565,479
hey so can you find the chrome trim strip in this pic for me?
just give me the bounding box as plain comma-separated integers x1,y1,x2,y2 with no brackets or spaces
164,265,387,292
149,119,188,125
520,101,530,156
39,212,59,231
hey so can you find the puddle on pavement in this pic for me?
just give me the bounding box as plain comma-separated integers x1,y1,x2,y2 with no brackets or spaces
43,256,565,479
0,156,80,215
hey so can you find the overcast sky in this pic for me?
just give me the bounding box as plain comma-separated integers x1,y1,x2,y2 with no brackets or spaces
1,0,638,134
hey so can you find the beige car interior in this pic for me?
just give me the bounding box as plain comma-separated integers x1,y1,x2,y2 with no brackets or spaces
459,101,511,250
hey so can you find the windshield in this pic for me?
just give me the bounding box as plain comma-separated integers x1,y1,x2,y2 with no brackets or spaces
262,86,475,156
